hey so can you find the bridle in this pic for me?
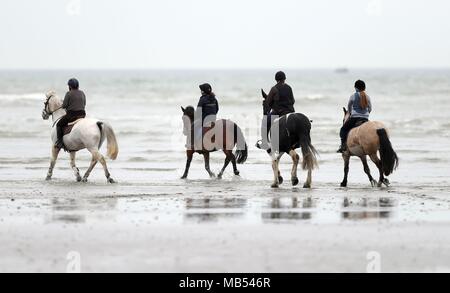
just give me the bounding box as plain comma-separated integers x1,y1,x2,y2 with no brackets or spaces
43,93,62,116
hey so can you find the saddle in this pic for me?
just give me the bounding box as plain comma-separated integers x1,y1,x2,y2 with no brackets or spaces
202,122,216,143
354,120,367,128
63,118,84,136
188,122,219,151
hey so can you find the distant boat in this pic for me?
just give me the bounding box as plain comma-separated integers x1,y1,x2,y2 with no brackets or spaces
335,68,349,74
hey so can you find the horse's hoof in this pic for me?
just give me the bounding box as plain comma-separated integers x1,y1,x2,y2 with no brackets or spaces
81,178,88,183
271,183,279,188
45,176,52,181
303,183,311,189
234,171,240,176
217,174,223,180
292,177,299,186
383,179,390,187
371,180,377,187
340,182,347,188
76,176,82,182
278,176,284,185
108,178,116,184
209,173,216,179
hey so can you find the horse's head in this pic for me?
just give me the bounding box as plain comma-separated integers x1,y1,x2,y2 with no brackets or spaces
342,107,350,125
261,89,270,115
181,106,195,136
42,91,62,120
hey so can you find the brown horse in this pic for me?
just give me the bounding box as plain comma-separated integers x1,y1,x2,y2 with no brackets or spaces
181,106,248,179
341,108,399,187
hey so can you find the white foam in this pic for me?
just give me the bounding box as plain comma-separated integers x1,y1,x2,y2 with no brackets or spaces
0,93,45,101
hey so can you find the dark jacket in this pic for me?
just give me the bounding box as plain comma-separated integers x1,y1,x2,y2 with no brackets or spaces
62,90,86,112
266,83,295,116
196,94,219,122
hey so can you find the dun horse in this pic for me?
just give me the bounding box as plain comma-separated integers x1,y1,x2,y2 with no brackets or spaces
42,91,119,183
261,90,318,188
181,106,248,179
340,108,399,187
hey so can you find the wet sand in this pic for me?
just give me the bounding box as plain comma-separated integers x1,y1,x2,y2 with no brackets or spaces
1,161,450,272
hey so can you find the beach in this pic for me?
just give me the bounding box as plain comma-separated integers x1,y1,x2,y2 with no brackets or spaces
1,69,450,272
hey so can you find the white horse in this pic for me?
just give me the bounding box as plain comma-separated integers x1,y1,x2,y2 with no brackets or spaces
42,91,119,183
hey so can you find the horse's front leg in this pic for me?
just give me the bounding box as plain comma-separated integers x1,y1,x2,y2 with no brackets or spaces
289,150,300,186
341,154,350,187
181,150,194,179
271,153,283,188
46,146,61,180
203,152,216,178
70,152,82,182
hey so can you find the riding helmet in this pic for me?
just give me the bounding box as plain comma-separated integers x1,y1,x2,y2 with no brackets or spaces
68,78,80,90
355,80,366,91
275,71,286,82
199,83,212,95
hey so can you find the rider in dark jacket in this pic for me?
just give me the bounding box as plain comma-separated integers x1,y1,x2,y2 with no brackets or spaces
194,83,219,147
266,72,295,116
257,71,296,149
196,83,219,122
55,78,86,149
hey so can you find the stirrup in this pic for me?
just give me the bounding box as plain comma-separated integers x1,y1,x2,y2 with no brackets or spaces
256,140,270,150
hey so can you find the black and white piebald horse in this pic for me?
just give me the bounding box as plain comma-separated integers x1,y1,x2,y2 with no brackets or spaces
260,90,318,188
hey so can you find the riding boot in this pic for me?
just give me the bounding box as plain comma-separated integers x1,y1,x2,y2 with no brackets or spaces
55,126,65,149
256,132,271,150
337,141,347,153
256,114,271,150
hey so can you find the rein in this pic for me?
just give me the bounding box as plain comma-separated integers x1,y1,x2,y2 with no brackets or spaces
52,114,64,128
43,94,63,116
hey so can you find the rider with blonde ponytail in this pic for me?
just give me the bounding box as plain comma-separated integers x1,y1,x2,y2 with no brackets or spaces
337,80,372,153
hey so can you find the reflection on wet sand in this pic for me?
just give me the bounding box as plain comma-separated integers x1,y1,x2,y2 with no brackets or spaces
262,197,315,221
342,197,396,220
49,197,118,224
184,198,247,222
45,194,398,225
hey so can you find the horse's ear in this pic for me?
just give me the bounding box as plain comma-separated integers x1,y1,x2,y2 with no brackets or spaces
343,107,348,114
261,89,268,99
181,106,186,113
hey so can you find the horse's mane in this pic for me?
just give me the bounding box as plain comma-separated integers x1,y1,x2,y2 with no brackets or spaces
46,90,56,98
184,106,195,121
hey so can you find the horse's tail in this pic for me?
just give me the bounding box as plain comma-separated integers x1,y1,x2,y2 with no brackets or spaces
377,128,398,176
98,122,119,160
300,132,319,171
234,123,248,164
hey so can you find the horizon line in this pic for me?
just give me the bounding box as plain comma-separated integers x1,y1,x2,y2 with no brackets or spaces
0,66,450,73
1,67,450,71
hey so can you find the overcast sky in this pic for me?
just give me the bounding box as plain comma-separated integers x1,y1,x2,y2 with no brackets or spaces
1,0,449,69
